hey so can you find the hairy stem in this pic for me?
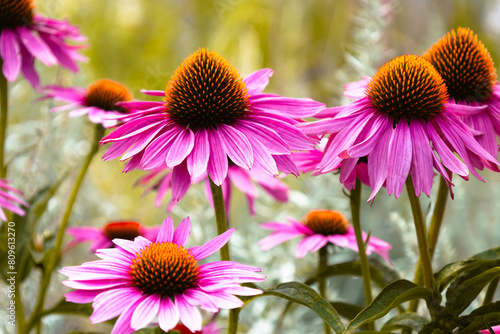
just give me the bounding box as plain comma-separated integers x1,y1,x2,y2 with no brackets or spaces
405,177,434,290
26,124,103,333
0,62,8,179
350,178,374,330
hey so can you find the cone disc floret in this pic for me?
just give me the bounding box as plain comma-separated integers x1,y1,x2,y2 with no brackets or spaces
129,242,199,298
164,48,250,130
366,55,448,124
424,27,497,102
85,79,132,112
103,221,141,240
0,0,34,30
303,210,349,236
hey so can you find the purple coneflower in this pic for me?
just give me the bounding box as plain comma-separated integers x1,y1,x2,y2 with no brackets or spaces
0,179,28,221
42,79,133,128
66,220,160,252
137,164,288,216
61,216,264,333
423,27,500,161
299,55,499,201
259,209,391,261
0,0,86,88
100,48,322,200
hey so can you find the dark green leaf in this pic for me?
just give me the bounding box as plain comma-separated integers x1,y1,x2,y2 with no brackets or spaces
445,264,500,316
42,299,93,317
344,280,433,334
458,312,500,334
304,261,387,289
381,313,429,332
331,302,364,320
260,282,345,333
458,301,500,334
470,247,500,260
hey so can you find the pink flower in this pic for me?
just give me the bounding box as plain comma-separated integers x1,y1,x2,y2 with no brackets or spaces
299,55,499,201
42,79,133,128
0,0,86,88
137,164,289,215
259,210,391,261
100,48,322,201
423,27,500,162
0,179,28,221
66,220,161,252
61,216,264,333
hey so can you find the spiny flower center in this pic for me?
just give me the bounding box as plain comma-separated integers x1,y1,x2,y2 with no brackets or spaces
129,242,199,297
0,0,34,30
164,48,250,131
423,27,497,102
366,55,448,124
85,79,132,113
103,221,141,241
303,210,349,236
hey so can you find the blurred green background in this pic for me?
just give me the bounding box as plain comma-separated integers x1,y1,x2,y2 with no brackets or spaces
3,0,500,332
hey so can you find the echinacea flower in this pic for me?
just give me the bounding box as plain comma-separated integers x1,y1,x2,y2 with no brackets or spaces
299,55,499,201
423,27,500,161
170,321,221,334
66,220,161,252
0,179,28,221
259,210,391,260
137,163,288,215
0,0,86,88
42,79,133,128
61,216,264,333
100,48,322,201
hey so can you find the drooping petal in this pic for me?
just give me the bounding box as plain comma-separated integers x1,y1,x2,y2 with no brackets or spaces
130,294,161,330
207,130,228,185
17,26,57,66
0,29,21,81
165,129,195,168
187,128,210,179
386,119,412,198
409,119,434,197
175,294,202,333
158,296,180,332
218,124,254,169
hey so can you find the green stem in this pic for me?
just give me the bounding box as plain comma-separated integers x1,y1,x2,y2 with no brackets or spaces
0,61,8,179
409,176,448,312
350,178,374,330
318,246,331,334
25,124,103,333
405,177,434,290
208,177,239,334
483,277,499,305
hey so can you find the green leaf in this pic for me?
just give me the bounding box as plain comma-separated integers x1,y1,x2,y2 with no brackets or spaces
445,264,500,316
304,261,388,289
381,313,429,332
344,280,433,334
42,299,93,317
458,301,500,334
331,302,364,320
260,282,345,333
470,246,500,260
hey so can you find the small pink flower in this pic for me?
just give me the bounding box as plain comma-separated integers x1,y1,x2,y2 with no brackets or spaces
100,48,322,201
0,0,86,88
0,179,28,221
137,164,289,215
61,216,264,333
299,55,499,201
66,220,161,252
424,28,500,163
259,210,391,261
42,79,133,128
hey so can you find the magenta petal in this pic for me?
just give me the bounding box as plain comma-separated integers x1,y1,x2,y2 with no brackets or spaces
207,130,228,185
65,289,105,303
367,119,392,201
158,296,180,332
187,128,210,179
1,29,21,81
175,294,202,333
173,217,192,246
227,168,258,198
91,287,141,323
274,155,299,176
244,68,273,95
131,294,161,330
171,161,192,202
245,134,278,175
111,296,144,334
386,119,412,198
140,89,165,97
409,120,433,196
38,32,78,72
250,94,325,118
189,228,236,260
218,124,254,169
166,129,195,168
19,42,39,88
296,235,327,258
17,26,57,66
156,216,175,243
236,120,291,154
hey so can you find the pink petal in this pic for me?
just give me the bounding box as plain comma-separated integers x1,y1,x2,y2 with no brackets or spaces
175,294,202,333
409,119,433,197
296,235,328,258
227,168,258,198
158,296,180,332
235,120,291,154
250,94,325,118
38,32,79,72
245,134,278,175
367,119,392,201
218,124,254,169
17,26,57,66
91,287,141,323
166,129,195,168
274,155,299,176
131,294,161,330
187,128,210,179
1,29,21,81
19,42,39,88
111,296,144,334
386,119,412,198
156,216,175,243
207,130,228,186
140,89,165,97
258,231,303,251
244,68,273,95
173,217,192,246
171,161,192,202
189,228,236,260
